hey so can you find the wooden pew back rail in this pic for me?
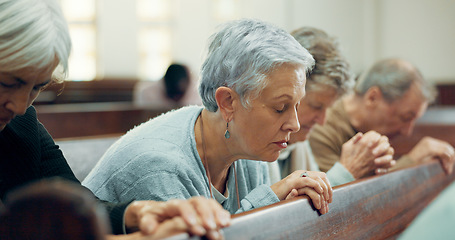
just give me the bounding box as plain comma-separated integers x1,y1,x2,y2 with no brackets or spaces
36,102,171,138
168,161,455,240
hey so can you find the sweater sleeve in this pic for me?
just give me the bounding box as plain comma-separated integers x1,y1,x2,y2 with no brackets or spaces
98,200,132,234
233,161,280,214
37,120,80,182
326,162,355,187
235,185,280,214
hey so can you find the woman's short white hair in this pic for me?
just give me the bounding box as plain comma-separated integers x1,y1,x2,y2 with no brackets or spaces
199,18,315,112
0,0,71,82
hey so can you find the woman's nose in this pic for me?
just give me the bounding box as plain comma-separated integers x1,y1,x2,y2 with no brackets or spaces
286,107,300,133
5,90,30,115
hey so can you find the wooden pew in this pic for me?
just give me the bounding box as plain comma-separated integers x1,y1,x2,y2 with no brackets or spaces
166,161,455,240
36,102,171,138
436,83,455,105
35,78,139,104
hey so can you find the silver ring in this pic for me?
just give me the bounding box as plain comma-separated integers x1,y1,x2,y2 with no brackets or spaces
300,172,308,177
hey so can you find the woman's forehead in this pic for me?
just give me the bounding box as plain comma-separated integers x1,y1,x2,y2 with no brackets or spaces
262,67,306,98
269,65,306,85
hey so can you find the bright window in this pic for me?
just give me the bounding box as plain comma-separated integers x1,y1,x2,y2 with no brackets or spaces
137,0,173,81
58,0,239,82
138,27,172,81
60,0,97,81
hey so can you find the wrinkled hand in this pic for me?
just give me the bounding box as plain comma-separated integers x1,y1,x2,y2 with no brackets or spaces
271,170,332,214
372,134,396,175
107,217,214,240
340,131,395,179
123,197,231,240
408,136,455,174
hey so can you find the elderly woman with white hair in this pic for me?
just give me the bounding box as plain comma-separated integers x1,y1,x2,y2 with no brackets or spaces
84,19,333,215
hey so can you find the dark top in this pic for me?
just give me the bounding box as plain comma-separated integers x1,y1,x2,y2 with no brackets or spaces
0,106,130,234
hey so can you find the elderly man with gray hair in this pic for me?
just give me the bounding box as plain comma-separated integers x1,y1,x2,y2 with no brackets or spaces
308,58,455,181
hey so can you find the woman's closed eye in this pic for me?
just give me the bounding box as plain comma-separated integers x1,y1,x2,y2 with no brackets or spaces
310,103,323,111
0,82,19,89
33,81,51,92
1,81,48,92
275,105,288,113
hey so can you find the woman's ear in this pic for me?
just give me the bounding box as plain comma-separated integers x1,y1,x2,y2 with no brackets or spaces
215,87,236,121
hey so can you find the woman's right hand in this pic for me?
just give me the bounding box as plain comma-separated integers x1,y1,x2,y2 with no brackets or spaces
270,170,332,214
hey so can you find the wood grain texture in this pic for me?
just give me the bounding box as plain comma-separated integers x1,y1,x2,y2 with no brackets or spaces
166,161,455,240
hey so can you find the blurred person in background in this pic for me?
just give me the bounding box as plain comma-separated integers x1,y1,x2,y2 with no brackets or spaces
134,63,202,109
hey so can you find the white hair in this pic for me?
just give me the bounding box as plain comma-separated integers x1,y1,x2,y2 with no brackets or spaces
0,0,71,82
199,19,315,112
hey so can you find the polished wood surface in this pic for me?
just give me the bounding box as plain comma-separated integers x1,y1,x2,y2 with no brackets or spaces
436,84,455,105
167,161,455,240
35,102,170,138
35,79,138,104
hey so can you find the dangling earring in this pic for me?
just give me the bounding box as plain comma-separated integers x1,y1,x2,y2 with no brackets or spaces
224,122,230,139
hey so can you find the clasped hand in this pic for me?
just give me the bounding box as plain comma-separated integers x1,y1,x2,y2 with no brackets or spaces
271,170,332,215
340,131,395,179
